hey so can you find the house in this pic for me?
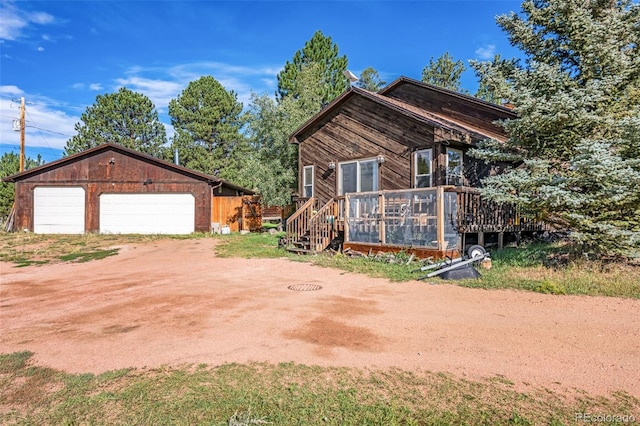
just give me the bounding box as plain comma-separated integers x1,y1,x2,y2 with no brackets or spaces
3,143,257,234
285,76,545,257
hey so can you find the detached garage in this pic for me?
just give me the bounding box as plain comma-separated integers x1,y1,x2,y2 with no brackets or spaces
4,143,254,234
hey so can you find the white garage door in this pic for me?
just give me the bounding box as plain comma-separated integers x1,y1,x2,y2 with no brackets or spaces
100,193,195,234
34,187,85,234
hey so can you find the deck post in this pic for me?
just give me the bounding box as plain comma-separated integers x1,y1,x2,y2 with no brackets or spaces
477,231,484,247
498,232,504,249
379,193,385,244
437,186,445,251
344,195,350,243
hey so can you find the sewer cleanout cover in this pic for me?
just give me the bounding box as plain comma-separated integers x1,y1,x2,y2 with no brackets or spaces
287,284,323,291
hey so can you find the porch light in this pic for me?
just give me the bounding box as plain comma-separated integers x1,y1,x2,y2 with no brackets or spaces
377,155,385,164
328,161,336,170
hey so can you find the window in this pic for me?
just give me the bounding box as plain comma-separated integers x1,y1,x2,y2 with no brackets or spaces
414,149,432,188
303,165,314,197
446,148,464,186
338,158,378,196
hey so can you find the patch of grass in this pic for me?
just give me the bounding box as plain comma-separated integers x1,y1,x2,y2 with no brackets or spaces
0,351,34,374
58,248,119,263
216,235,640,298
214,232,288,259
454,243,640,298
260,222,281,229
0,232,213,266
1,352,638,425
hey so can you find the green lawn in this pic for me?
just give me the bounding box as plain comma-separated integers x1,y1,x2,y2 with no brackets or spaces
2,351,638,425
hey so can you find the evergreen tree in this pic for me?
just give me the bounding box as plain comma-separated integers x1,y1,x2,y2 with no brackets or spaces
277,30,348,106
241,63,325,206
356,67,386,92
65,88,167,158
168,76,246,177
473,55,516,103
0,152,43,223
470,0,640,260
421,52,466,92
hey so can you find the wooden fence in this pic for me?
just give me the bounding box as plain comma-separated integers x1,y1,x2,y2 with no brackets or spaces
211,195,262,232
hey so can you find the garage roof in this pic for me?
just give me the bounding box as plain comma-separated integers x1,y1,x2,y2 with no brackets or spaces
3,143,255,195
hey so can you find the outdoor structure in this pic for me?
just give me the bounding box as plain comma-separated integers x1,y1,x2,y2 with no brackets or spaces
3,143,256,234
286,76,546,257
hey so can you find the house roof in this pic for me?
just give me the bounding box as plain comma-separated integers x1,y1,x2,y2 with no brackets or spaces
289,76,516,145
3,142,256,194
379,76,517,116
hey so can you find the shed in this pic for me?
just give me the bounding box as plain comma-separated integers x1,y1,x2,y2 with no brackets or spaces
3,143,255,234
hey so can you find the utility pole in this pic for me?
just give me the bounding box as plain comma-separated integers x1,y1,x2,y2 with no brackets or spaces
19,97,25,172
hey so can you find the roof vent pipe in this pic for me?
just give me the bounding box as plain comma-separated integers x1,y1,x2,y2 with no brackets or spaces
174,148,179,166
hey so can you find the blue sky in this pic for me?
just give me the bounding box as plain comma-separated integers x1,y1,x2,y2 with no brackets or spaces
0,0,523,162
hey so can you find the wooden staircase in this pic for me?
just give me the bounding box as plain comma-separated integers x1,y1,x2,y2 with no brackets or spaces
285,198,339,254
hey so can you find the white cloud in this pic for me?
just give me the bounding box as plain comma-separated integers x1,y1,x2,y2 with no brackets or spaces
116,61,281,112
37,46,44,52
0,85,23,96
28,11,54,25
31,60,281,150
0,1,56,42
0,86,78,150
475,44,496,60
114,76,184,115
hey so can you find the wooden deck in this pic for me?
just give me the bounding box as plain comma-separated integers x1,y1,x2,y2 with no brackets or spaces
286,186,547,256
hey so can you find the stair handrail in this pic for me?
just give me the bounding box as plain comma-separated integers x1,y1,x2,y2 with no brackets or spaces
308,198,337,253
285,197,316,247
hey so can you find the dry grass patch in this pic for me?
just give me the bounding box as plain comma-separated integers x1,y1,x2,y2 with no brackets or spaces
0,232,214,266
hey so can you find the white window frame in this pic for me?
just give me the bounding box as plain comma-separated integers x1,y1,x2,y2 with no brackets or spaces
303,165,314,197
337,158,378,196
414,149,432,188
446,148,464,186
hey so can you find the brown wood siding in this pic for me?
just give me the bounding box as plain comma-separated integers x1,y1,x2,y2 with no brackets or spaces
12,149,212,232
299,96,437,202
383,84,511,140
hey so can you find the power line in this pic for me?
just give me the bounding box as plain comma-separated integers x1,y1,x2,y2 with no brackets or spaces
27,125,73,137
0,94,87,111
26,108,57,149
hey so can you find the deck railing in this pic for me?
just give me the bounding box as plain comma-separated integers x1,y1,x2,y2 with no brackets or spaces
344,187,456,250
446,187,546,233
287,187,547,254
343,186,547,251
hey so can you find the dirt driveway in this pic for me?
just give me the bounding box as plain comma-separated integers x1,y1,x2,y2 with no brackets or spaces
1,239,638,397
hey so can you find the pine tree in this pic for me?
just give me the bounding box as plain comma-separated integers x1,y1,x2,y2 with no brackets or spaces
421,52,466,92
276,30,348,106
470,0,640,260
168,76,246,177
0,152,43,222
356,67,386,92
65,88,167,158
